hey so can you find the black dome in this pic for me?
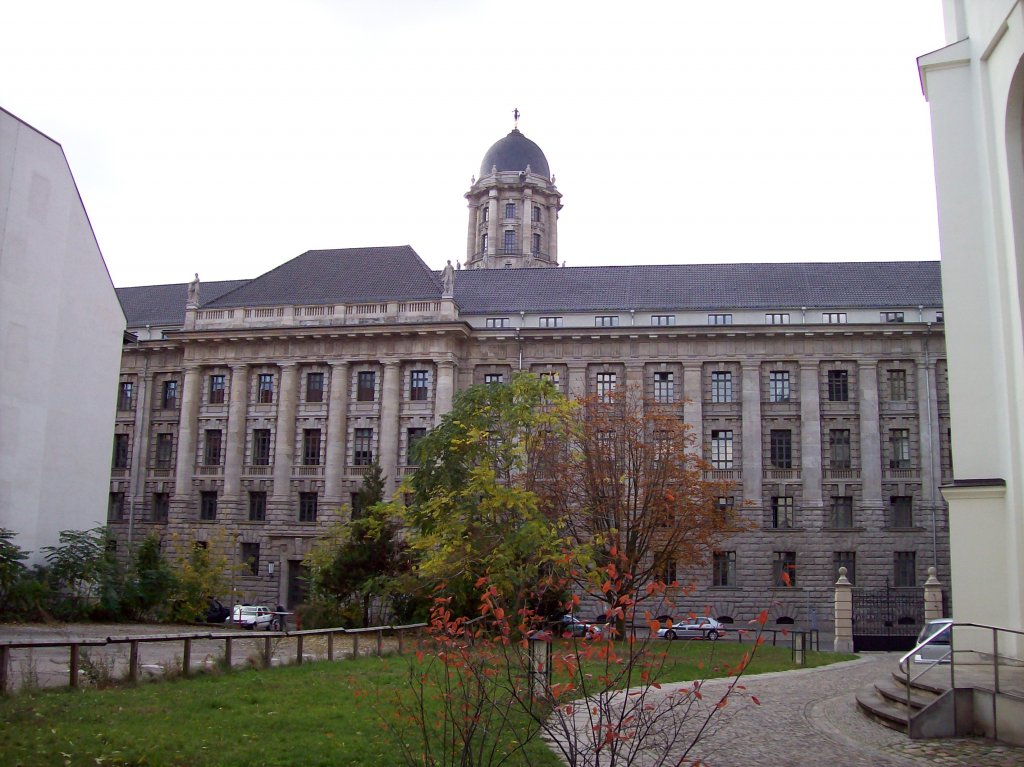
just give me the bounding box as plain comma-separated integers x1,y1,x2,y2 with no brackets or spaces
479,129,550,179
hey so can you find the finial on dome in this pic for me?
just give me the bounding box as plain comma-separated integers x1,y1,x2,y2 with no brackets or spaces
513,107,520,130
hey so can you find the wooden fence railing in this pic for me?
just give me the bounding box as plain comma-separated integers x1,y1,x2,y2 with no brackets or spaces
0,622,427,695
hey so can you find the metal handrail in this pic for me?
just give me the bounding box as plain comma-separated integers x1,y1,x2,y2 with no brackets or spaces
898,621,1024,742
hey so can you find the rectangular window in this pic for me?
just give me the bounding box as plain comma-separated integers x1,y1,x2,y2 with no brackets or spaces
502,229,516,253
504,202,516,219
108,492,125,521
200,491,218,521
407,427,427,466
881,311,905,323
596,371,617,401
350,492,363,520
765,313,790,325
241,543,260,576
830,496,854,528
357,371,376,401
483,373,505,385
827,370,849,402
203,429,222,466
662,559,677,585
773,552,797,587
710,371,733,403
485,317,511,329
302,428,321,466
652,314,676,326
829,429,851,470
155,433,174,469
768,371,790,402
769,429,792,469
653,371,674,403
257,374,274,404
480,232,488,252
889,428,911,469
299,492,318,523
410,370,429,400
834,551,856,584
531,232,541,254
112,434,130,469
209,374,226,404
354,428,374,466
249,491,267,522
595,315,620,327
823,312,848,324
713,551,736,587
152,492,169,523
771,496,794,529
888,369,908,401
894,551,916,587
162,380,178,409
717,496,735,514
708,313,733,325
117,381,134,411
538,316,563,327
306,372,324,403
710,430,733,469
532,205,541,222
482,206,488,223
935,311,944,323
890,495,913,528
252,429,271,466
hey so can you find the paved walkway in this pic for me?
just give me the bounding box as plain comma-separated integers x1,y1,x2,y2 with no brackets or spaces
551,653,1024,766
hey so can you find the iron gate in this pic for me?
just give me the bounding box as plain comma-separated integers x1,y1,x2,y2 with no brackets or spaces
852,585,923,652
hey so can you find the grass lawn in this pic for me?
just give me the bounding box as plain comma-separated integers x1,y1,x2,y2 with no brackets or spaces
0,640,855,767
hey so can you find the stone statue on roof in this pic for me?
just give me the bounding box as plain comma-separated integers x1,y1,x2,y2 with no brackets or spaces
187,273,200,307
442,260,455,298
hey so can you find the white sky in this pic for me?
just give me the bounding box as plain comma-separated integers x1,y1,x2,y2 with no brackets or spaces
2,1,948,287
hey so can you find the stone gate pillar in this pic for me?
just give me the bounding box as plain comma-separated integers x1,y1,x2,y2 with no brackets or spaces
834,566,854,653
923,566,944,622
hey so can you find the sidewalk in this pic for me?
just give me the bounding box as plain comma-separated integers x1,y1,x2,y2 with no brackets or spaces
552,653,1024,767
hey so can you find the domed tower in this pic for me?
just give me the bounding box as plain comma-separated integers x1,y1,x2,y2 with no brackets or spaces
465,124,562,269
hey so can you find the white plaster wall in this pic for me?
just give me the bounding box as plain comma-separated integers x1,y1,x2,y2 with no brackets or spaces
0,109,126,565
921,0,1024,649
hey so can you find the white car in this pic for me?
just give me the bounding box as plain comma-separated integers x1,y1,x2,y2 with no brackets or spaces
657,616,724,640
227,604,280,630
913,618,952,663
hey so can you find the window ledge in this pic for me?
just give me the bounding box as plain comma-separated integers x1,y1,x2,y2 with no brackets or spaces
763,527,806,532
884,526,927,532
821,526,867,532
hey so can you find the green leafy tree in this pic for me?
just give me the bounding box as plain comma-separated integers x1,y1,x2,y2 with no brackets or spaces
0,528,29,610
402,373,572,614
42,527,125,619
124,534,177,620
168,537,231,623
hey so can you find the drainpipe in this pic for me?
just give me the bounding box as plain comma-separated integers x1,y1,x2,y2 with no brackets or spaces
126,335,150,555
924,324,939,569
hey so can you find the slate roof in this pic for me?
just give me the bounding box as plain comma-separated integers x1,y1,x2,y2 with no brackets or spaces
116,279,251,327
451,261,943,314
205,246,443,309
479,129,551,179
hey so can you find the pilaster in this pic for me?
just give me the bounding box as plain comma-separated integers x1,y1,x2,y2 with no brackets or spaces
174,366,202,497
379,360,401,493
272,364,298,501
741,362,762,504
800,362,823,508
324,362,350,504
858,361,882,509
682,364,703,455
434,359,456,426
223,364,249,499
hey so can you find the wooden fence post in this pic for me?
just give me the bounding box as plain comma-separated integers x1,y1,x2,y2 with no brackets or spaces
263,636,272,667
182,638,192,677
69,644,79,688
327,633,334,661
352,633,359,659
224,637,233,668
0,646,9,695
129,640,140,683
296,636,304,665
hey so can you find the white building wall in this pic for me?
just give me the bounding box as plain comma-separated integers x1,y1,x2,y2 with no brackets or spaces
0,108,126,564
920,0,1024,653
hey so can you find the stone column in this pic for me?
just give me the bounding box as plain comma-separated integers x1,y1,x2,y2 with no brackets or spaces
548,201,558,265
858,362,883,518
466,200,476,262
741,362,762,505
129,372,153,511
682,364,703,456
799,362,823,514
379,360,401,494
923,566,944,621
521,188,532,263
174,366,202,497
272,364,298,501
324,362,350,504
917,360,942,544
487,192,499,261
223,364,249,499
625,364,645,398
834,567,854,653
434,359,455,426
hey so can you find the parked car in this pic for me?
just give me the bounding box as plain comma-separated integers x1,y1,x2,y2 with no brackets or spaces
553,614,603,639
657,616,724,640
913,618,952,663
227,604,280,630
204,597,230,624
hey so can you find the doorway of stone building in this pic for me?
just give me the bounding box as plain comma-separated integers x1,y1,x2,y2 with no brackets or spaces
286,560,309,609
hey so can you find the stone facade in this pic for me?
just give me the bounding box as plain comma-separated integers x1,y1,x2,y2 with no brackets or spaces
108,128,951,632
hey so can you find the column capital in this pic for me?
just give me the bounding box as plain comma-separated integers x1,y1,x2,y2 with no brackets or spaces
230,362,249,372
382,359,401,369
279,361,299,370
857,360,879,370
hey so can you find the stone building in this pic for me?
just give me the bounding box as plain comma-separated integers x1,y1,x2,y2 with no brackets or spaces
1,107,125,565
110,128,951,627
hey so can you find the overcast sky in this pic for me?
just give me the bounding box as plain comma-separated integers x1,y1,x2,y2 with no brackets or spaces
2,1,947,287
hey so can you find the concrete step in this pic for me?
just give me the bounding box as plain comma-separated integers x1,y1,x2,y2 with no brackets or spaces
889,669,947,696
874,677,940,711
855,684,910,732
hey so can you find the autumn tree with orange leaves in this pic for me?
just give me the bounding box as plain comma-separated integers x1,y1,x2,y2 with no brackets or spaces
537,386,738,627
